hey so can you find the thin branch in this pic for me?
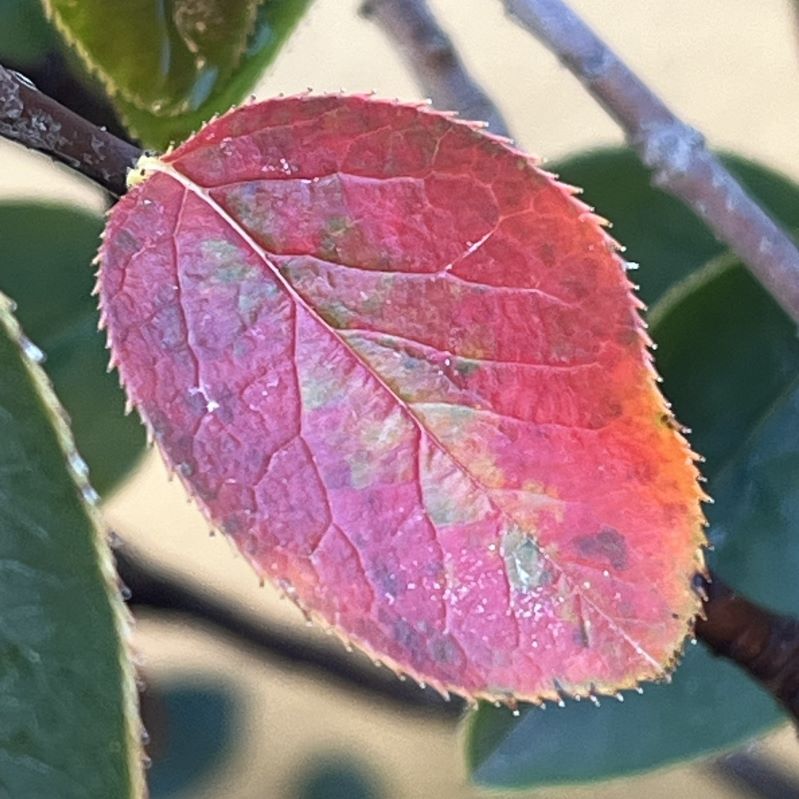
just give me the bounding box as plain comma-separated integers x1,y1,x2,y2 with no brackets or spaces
118,534,799,726
4,49,132,143
501,0,799,326
695,574,799,725
360,0,511,137
711,750,799,799
0,64,142,196
115,546,463,719
794,1,799,68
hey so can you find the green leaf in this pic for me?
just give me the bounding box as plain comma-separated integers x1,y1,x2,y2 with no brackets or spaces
466,149,799,788
0,0,55,66
294,757,383,799
44,0,313,149
147,681,236,798
0,295,143,798
0,203,145,494
652,257,799,611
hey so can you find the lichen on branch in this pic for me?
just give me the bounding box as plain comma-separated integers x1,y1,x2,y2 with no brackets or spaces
0,63,142,196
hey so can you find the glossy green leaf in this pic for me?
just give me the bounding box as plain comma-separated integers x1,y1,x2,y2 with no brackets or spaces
45,0,313,148
467,149,799,787
653,258,799,611
0,203,145,494
0,296,142,798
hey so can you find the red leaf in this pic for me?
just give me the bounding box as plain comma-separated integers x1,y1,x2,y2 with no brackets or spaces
100,95,706,703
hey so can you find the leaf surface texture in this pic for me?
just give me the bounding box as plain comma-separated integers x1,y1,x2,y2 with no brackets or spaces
100,96,705,701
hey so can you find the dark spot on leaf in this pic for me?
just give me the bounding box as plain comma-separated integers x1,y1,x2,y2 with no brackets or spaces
573,527,629,571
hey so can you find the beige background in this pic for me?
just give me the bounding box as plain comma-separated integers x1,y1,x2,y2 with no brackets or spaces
2,1,799,796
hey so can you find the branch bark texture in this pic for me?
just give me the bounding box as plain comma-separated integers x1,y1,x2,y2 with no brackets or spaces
361,0,511,137
502,0,799,326
696,575,799,724
0,64,141,196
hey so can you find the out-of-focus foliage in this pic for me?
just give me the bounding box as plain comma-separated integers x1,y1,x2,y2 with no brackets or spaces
0,203,145,494
45,0,313,148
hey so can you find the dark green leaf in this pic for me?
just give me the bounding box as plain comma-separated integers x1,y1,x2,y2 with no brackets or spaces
147,681,235,798
652,257,799,612
467,149,799,788
0,296,142,798
0,203,145,494
0,0,55,66
45,0,313,149
294,757,383,799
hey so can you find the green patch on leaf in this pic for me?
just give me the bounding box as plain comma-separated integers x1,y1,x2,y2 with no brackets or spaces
0,296,142,798
501,526,545,593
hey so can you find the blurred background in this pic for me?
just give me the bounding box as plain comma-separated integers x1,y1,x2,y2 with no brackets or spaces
3,1,799,796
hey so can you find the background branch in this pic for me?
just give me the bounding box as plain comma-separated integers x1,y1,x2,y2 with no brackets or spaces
2,49,130,143
711,750,799,799
500,0,799,326
696,574,799,724
0,63,141,196
360,0,511,137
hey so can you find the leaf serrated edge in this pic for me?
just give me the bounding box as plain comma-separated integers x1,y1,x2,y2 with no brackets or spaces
543,152,711,700
0,292,146,798
102,94,709,708
298,94,711,703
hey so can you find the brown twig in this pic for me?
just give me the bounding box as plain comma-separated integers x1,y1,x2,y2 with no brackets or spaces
360,0,511,137
696,574,799,725
500,0,799,326
0,63,142,196
120,541,799,725
4,49,132,143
